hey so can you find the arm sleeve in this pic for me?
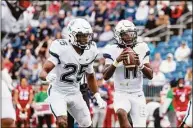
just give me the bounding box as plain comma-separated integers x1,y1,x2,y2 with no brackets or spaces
86,62,94,74
103,53,114,65
102,45,114,65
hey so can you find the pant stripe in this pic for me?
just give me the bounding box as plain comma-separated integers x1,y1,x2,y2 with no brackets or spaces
50,105,57,118
48,84,52,96
47,85,57,118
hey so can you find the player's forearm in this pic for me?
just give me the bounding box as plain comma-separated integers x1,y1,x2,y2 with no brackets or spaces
86,73,98,94
141,64,153,80
39,60,55,81
102,64,116,80
39,70,48,81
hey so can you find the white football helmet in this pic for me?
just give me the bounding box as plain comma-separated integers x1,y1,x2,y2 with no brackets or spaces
67,18,93,50
114,20,137,48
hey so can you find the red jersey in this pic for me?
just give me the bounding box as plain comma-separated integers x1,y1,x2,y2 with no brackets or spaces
15,85,33,108
172,86,191,111
104,84,114,105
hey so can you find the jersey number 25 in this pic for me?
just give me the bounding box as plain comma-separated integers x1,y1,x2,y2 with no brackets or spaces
60,63,88,84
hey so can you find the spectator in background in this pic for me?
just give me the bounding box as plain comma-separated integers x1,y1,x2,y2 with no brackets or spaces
39,21,52,41
21,49,37,70
135,1,149,25
97,24,114,47
147,42,156,57
28,33,39,50
124,0,137,21
1,0,31,47
185,68,192,85
57,10,65,29
151,53,162,71
35,35,52,60
29,62,41,85
99,24,114,42
11,54,22,80
148,0,158,16
18,63,32,80
48,1,61,16
174,41,191,62
95,2,108,27
33,83,52,128
64,11,75,26
4,43,14,60
149,68,166,86
170,5,184,24
145,13,156,32
159,1,171,17
156,10,170,26
161,79,177,128
159,53,176,73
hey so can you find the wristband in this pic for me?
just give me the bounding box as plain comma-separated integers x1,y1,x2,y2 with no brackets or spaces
112,59,119,67
139,64,144,70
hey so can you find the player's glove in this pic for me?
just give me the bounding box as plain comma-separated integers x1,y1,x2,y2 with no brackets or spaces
94,92,107,109
46,73,57,83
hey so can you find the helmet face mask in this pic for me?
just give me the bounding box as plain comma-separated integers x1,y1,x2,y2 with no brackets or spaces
119,30,137,47
114,20,137,48
73,32,93,49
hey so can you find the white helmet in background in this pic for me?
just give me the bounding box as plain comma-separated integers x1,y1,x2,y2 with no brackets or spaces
114,20,137,48
66,18,93,50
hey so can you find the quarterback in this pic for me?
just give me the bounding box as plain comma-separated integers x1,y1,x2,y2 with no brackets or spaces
39,18,106,127
102,20,153,127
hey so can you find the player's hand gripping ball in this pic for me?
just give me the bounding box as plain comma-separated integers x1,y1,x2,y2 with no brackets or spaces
123,47,138,69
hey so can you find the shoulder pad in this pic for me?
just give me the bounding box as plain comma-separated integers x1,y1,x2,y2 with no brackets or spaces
55,39,68,46
90,41,98,57
49,39,68,57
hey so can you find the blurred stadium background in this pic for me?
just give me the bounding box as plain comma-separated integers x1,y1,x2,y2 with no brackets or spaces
1,0,192,127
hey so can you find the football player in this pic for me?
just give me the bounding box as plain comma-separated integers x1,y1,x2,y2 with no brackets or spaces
1,0,31,47
39,18,106,128
172,78,191,126
102,20,153,127
1,57,16,127
13,77,33,127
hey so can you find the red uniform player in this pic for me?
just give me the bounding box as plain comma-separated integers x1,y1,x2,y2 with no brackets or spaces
103,80,118,127
172,78,191,126
13,77,33,127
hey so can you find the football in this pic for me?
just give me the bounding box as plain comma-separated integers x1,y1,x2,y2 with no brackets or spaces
123,47,136,68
